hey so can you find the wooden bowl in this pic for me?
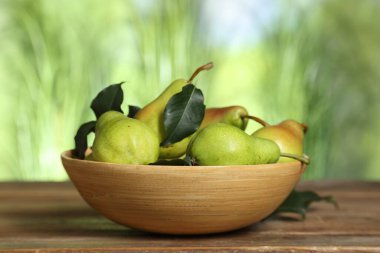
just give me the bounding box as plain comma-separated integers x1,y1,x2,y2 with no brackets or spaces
61,150,305,235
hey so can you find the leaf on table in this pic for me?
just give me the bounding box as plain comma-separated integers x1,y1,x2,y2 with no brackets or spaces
161,84,205,146
74,121,96,159
273,190,338,220
90,82,124,119
128,105,141,118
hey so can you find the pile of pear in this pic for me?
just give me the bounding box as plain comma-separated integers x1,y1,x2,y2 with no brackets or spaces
89,63,310,166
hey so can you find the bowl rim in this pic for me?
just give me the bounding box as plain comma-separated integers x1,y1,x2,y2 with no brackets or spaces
61,149,305,171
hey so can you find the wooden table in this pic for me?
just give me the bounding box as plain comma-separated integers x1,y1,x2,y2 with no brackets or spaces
1,181,379,252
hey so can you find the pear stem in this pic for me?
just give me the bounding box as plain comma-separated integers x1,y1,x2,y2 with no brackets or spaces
280,153,310,165
243,115,270,127
188,62,214,83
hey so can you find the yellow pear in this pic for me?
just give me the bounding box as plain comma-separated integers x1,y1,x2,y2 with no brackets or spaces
134,63,213,158
249,116,308,163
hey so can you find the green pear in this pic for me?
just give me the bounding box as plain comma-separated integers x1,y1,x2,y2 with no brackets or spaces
249,116,308,163
95,110,126,135
134,78,188,139
92,111,159,164
134,62,213,158
159,105,249,159
159,137,190,159
186,123,281,166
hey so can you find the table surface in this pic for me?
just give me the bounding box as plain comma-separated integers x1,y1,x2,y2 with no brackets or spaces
1,181,379,252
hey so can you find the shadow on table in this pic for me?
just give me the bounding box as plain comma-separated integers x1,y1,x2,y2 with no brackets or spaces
2,205,258,240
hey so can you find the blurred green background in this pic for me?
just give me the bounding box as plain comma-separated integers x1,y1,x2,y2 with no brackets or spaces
0,0,379,181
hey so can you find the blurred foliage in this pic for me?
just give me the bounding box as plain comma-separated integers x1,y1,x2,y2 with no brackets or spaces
0,0,379,180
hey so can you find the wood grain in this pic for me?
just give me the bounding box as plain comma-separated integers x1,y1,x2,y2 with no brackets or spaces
1,181,380,252
61,150,304,235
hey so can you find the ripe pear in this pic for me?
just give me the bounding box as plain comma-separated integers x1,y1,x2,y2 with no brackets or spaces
200,106,249,129
159,106,249,159
134,62,213,158
92,111,159,164
187,123,281,166
249,116,308,163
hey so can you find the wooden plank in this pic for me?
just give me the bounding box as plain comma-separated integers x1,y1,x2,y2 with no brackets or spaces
0,181,379,252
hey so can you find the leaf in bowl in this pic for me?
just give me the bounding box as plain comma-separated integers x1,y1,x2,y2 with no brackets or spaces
74,121,96,159
127,105,141,118
161,84,205,146
91,82,124,119
149,158,193,166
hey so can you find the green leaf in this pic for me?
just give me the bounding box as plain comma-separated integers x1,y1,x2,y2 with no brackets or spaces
90,82,124,119
273,190,338,220
161,84,205,146
128,105,141,118
149,158,192,166
74,121,96,159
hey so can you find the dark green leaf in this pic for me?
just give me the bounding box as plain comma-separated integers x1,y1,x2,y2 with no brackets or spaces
161,84,205,146
128,105,141,118
90,82,124,119
74,121,96,159
273,190,338,220
149,158,192,166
